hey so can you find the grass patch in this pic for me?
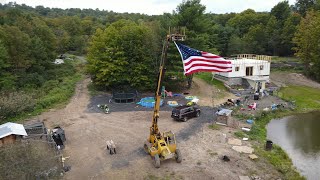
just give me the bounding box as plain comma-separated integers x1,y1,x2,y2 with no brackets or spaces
245,109,305,180
208,124,221,130
1,58,84,123
277,85,320,111
272,56,300,62
209,152,218,157
195,72,228,98
7,73,82,123
195,72,226,90
234,131,248,138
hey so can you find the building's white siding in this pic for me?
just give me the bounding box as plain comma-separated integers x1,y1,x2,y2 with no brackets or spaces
216,59,270,78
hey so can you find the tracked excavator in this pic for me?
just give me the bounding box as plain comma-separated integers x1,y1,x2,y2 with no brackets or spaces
144,28,186,168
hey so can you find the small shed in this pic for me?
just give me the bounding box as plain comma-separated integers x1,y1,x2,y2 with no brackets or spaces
215,109,239,128
0,122,27,147
216,109,233,125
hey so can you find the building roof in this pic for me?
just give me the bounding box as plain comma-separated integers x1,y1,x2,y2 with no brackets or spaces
0,122,28,139
216,109,233,116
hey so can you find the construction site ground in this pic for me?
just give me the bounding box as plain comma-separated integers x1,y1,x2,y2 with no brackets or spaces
25,77,284,180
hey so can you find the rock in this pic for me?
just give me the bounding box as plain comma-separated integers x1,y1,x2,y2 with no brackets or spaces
239,176,251,180
249,154,258,160
228,138,242,146
232,146,254,154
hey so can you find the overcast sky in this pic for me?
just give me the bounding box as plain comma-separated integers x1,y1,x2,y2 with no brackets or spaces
0,0,297,15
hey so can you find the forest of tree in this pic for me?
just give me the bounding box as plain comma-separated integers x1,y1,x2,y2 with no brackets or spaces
0,0,320,94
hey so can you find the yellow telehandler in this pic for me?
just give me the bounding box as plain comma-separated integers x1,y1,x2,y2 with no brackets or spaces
144,28,186,168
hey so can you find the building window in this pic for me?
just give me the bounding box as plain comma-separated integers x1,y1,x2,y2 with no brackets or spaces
260,65,264,70
235,66,240,71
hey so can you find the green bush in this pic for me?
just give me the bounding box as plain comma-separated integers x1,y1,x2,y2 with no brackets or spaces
0,91,36,122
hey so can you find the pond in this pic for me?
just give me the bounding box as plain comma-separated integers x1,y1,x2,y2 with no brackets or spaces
267,111,320,180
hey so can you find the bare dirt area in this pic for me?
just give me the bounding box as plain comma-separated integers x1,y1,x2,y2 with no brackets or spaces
190,77,237,107
25,77,282,180
271,72,320,89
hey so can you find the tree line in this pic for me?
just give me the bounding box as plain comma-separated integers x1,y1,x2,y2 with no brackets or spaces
0,0,320,92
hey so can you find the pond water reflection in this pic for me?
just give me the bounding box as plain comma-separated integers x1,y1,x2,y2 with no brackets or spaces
267,111,320,180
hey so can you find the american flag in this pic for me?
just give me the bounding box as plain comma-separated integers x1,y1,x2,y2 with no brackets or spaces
174,42,232,75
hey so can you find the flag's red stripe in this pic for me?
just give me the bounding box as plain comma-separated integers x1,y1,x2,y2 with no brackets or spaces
185,69,232,75
185,64,231,72
184,58,231,66
202,55,222,58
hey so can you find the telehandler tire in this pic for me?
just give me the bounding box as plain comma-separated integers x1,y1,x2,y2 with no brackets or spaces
175,149,182,163
154,154,161,168
144,144,149,154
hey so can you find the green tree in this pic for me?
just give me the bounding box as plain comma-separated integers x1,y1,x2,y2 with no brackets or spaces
293,0,320,16
0,40,15,90
281,13,301,55
227,35,245,55
227,9,269,37
293,10,320,81
87,20,158,90
176,0,208,34
271,1,291,24
0,25,32,72
242,24,268,54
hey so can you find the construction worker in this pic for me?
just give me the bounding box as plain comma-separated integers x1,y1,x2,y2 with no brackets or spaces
97,104,109,114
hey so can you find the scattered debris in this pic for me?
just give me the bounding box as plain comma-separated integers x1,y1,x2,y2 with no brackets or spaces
185,96,197,100
222,155,230,162
221,133,227,143
263,107,270,111
251,176,262,180
228,138,242,146
242,138,249,141
249,154,258,160
106,140,116,155
248,102,257,110
61,155,70,172
265,140,273,151
242,127,251,132
232,146,254,154
52,126,66,149
167,101,179,107
54,59,64,64
246,119,254,124
97,104,110,114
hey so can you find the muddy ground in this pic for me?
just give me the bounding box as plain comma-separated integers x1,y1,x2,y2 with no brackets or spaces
25,77,282,180
271,72,320,89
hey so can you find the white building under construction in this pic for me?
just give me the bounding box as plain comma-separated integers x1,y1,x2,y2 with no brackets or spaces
214,54,271,92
